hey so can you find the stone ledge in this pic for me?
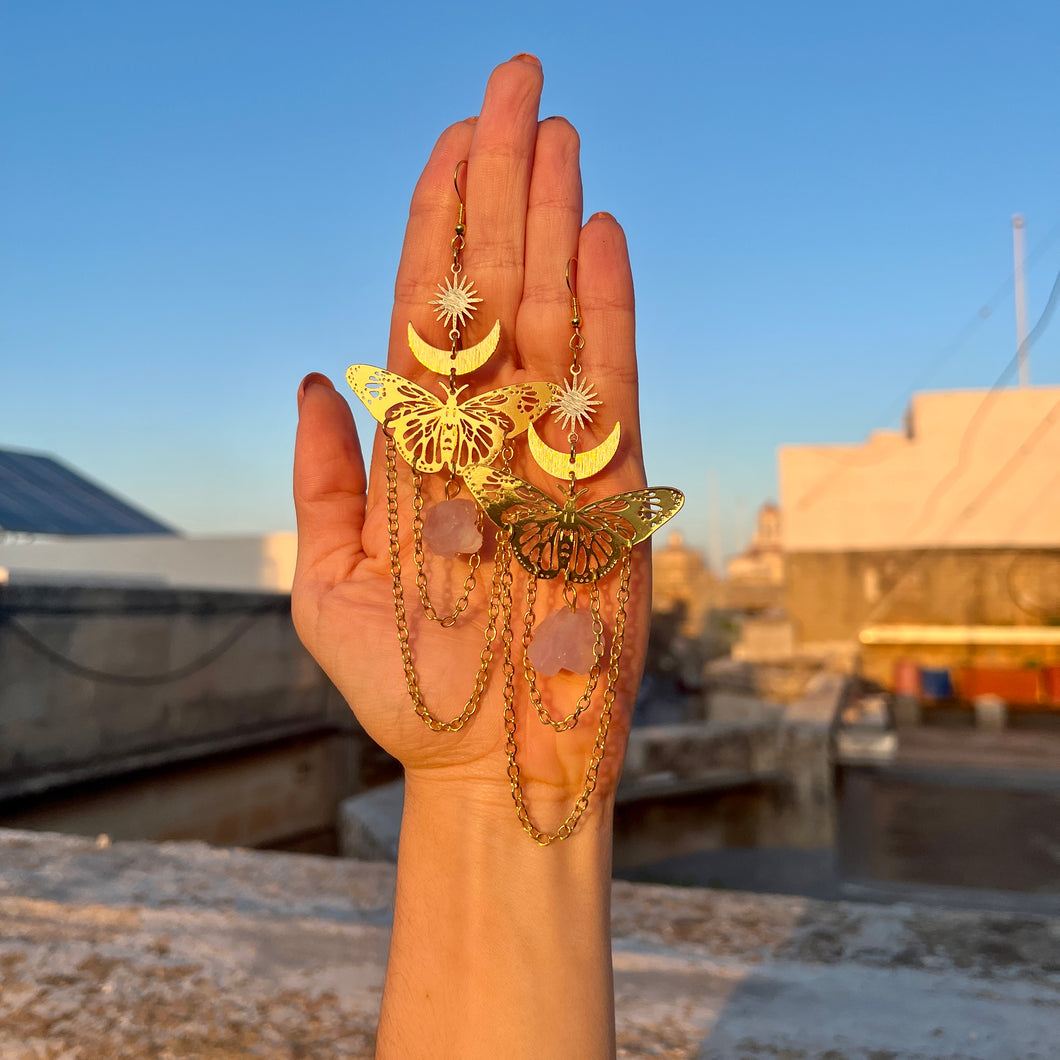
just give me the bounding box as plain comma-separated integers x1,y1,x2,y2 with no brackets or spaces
1,828,1057,1060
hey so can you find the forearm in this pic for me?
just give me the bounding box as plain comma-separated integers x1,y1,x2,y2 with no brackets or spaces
376,774,616,1060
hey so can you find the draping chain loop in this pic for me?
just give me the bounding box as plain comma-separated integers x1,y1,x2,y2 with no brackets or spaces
502,545,632,844
386,435,500,731
409,470,480,627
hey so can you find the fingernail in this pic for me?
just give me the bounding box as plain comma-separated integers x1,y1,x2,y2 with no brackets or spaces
510,52,542,67
297,372,335,408
589,211,615,223
464,115,479,125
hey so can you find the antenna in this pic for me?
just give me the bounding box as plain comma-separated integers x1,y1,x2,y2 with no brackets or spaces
1013,214,1029,387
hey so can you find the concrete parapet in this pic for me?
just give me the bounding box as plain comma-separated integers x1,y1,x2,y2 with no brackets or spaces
338,778,404,861
1,828,1056,1059
0,583,384,850
0,584,340,797
616,716,836,867
787,669,848,724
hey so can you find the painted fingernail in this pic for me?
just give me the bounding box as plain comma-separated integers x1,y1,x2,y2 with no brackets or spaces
297,372,335,408
510,52,542,67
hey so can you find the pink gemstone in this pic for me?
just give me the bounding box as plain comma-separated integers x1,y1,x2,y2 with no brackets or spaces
422,498,483,558
527,607,597,676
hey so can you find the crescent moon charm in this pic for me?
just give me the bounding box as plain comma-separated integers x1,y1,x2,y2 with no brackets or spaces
528,421,622,481
407,319,501,376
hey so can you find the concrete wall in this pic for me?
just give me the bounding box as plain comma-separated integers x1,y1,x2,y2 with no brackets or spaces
780,386,1060,551
614,719,835,870
0,583,388,849
784,548,1060,682
786,547,1060,640
732,614,795,662
0,532,298,592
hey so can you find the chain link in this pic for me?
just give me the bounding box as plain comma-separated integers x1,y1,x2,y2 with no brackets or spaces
503,546,633,845
386,436,500,731
409,470,480,627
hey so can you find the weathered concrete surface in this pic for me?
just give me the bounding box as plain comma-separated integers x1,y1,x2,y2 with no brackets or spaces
1,830,1057,1059
0,585,337,797
0,584,404,851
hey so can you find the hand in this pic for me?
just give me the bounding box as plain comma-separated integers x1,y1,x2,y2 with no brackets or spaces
293,55,651,1059
292,55,650,840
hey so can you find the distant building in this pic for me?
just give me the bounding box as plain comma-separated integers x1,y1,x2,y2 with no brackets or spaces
652,531,716,636
779,386,1060,692
726,503,784,586
723,502,785,613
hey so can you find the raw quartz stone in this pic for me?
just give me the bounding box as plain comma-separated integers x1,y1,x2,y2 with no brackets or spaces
422,498,483,559
527,606,597,677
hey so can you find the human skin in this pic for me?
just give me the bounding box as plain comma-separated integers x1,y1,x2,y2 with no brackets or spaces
292,54,650,1060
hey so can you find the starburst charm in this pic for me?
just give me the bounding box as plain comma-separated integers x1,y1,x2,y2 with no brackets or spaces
551,375,602,431
430,274,482,330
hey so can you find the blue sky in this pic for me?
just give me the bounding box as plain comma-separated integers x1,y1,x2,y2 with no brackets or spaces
3,1,1059,563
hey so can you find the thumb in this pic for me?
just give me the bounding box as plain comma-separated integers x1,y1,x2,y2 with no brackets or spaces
292,373,368,618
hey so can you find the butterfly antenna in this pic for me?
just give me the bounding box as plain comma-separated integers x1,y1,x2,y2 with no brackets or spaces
437,380,470,399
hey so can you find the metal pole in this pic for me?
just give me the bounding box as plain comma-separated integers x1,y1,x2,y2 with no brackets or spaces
1013,214,1029,387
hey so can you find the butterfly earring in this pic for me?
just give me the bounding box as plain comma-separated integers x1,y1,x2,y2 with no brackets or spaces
346,162,555,732
464,259,685,843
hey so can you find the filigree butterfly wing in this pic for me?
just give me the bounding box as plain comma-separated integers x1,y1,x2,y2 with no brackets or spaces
450,382,558,473
348,369,556,475
566,489,686,581
465,467,686,583
579,489,685,547
346,365,451,473
462,465,567,579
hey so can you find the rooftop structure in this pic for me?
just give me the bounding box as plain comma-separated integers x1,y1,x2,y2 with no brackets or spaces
0,446,176,537
781,386,1060,552
777,387,1060,681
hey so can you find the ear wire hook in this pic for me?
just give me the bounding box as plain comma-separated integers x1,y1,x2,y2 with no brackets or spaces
565,257,578,300
453,160,468,224
566,257,583,356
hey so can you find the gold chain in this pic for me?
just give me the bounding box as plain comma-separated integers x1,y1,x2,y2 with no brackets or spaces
502,543,632,844
410,470,481,627
386,435,501,732
520,578,605,732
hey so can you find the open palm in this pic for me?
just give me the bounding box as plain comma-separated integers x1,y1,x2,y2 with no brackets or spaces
291,57,652,841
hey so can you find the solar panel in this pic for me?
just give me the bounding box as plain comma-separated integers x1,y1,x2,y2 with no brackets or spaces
0,447,178,536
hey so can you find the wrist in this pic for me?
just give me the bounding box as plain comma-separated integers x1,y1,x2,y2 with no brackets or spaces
378,770,616,1059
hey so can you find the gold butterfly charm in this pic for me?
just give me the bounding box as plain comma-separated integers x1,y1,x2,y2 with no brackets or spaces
463,465,684,582
347,366,556,475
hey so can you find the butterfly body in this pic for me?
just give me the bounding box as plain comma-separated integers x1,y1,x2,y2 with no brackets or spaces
463,465,684,583
347,366,556,475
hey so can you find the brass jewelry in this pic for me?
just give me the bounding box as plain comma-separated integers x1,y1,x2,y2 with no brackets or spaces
465,259,685,842
347,162,552,730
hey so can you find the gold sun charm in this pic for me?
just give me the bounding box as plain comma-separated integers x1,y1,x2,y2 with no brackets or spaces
430,274,482,330
551,375,603,431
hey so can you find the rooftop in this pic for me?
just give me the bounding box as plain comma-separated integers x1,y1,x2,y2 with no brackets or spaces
0,446,176,537
2,828,1056,1059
